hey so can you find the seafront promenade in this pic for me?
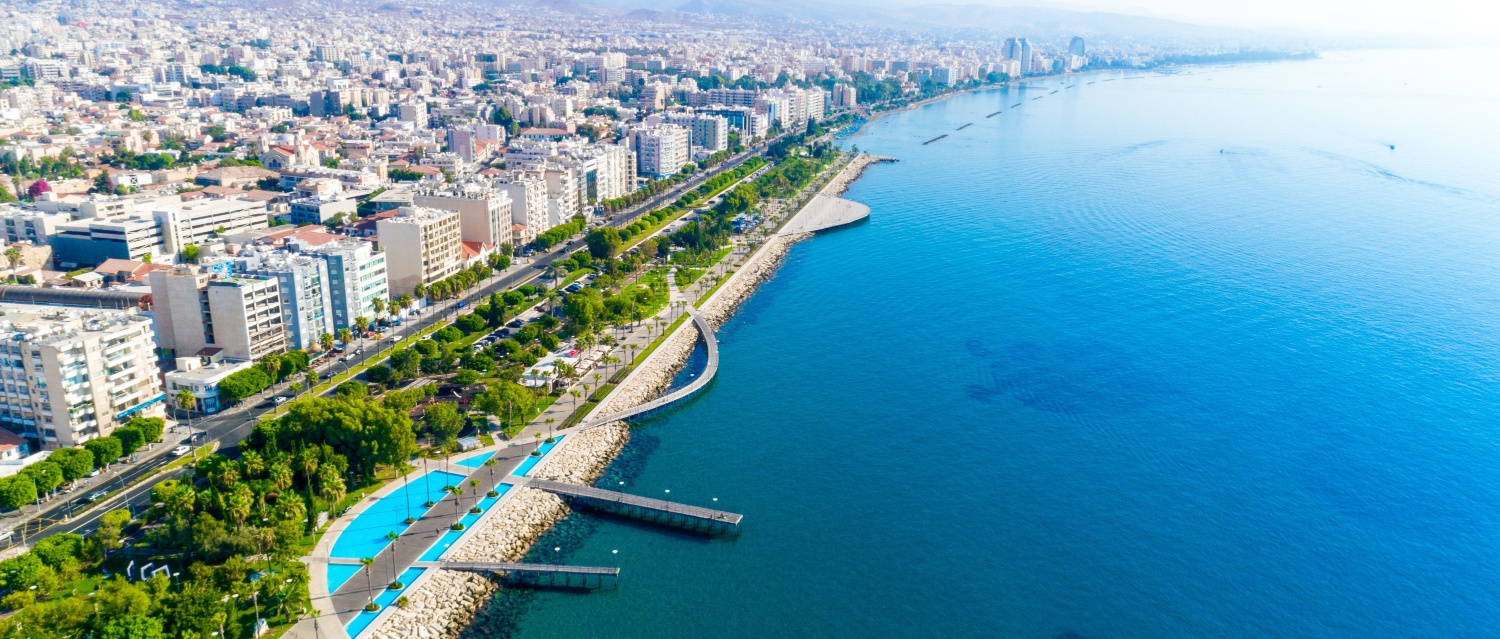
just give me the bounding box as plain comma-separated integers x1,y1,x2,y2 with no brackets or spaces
295,151,884,639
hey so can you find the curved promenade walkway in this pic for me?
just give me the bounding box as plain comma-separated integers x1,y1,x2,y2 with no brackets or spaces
576,309,719,430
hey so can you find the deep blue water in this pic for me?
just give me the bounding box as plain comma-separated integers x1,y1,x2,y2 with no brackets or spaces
493,49,1500,638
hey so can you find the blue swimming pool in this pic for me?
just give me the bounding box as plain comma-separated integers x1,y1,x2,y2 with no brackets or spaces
417,486,513,561
345,567,426,638
454,451,496,468
510,436,564,476
330,470,467,560
327,563,363,592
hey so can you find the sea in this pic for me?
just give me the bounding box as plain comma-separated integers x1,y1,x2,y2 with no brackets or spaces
465,48,1500,638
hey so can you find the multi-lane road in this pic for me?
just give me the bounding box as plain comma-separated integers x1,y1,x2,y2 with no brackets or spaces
5,140,775,546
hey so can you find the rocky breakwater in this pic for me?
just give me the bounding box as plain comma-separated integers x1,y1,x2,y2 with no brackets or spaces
532,422,630,484
368,570,496,639
593,319,702,416
366,489,569,639
822,153,883,198
698,232,812,328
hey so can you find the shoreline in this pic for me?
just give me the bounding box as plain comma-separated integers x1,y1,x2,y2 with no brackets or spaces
361,150,882,639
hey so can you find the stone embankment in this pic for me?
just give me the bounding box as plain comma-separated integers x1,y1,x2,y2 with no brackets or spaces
367,488,568,639
822,153,884,198
447,488,570,562
532,423,630,485
699,232,812,328
593,322,701,415
368,569,496,639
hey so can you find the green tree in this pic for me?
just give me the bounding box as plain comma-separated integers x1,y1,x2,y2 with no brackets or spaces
84,436,123,466
424,402,465,451
180,243,200,263
49,448,94,486
114,427,145,456
3,247,20,270
20,461,63,495
586,227,623,260
102,614,165,639
0,475,37,510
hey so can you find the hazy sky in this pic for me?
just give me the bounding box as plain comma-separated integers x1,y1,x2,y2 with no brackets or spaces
896,0,1500,36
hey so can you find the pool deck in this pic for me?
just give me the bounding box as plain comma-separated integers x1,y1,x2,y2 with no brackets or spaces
304,442,542,638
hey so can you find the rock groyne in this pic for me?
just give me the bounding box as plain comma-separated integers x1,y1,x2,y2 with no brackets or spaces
368,570,496,639
532,423,630,485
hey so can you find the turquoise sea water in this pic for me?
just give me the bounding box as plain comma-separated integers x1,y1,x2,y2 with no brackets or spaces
482,49,1500,638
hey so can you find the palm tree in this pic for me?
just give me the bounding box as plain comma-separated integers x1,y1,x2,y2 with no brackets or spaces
384,532,400,585
354,316,369,335
359,557,377,609
337,328,353,346
545,418,556,441
176,388,195,426
373,297,386,318
2,248,19,271
319,333,335,352
450,486,463,518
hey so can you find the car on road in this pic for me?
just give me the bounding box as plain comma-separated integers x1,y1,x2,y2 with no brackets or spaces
508,319,524,328
171,445,192,457
387,336,400,344
272,396,290,406
84,490,107,504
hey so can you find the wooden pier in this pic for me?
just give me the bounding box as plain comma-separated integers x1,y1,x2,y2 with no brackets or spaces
529,478,743,535
434,561,619,590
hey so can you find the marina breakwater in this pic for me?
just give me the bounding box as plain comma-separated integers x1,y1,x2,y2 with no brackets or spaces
364,152,878,639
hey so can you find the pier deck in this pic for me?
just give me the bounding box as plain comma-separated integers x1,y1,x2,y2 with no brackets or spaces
528,478,743,534
434,561,619,590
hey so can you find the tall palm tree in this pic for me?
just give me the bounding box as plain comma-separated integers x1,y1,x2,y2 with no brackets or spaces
384,532,400,585
359,557,377,609
451,486,464,518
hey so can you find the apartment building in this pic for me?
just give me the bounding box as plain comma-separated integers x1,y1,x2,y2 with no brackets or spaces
0,303,164,449
375,206,463,295
494,176,550,247
0,207,68,245
234,249,334,351
146,266,287,361
299,239,389,331
665,112,730,154
414,185,515,249
632,124,691,178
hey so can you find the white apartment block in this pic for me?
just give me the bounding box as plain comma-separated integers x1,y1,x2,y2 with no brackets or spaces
0,207,68,245
495,177,550,247
632,124,691,178
0,303,164,449
147,266,288,361
298,239,389,331
414,187,515,249
376,206,464,295
666,113,730,154
152,198,269,255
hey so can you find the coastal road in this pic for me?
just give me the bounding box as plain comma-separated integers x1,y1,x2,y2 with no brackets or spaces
9,141,781,546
